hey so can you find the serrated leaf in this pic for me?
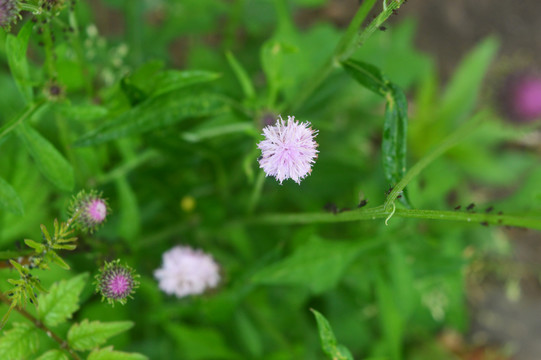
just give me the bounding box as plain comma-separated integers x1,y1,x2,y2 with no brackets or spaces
0,322,40,360
439,37,499,124
0,176,23,215
311,309,353,360
6,21,34,102
16,122,74,191
383,83,411,207
251,236,381,294
67,319,134,351
74,91,230,147
38,273,88,327
342,59,390,96
87,346,148,360
36,349,69,360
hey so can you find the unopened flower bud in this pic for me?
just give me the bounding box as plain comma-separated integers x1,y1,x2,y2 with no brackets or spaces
94,259,139,306
68,190,109,234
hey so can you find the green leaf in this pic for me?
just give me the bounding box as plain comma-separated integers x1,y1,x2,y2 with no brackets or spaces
24,238,45,252
311,309,353,360
67,319,134,351
59,104,109,122
439,37,499,124
88,346,148,360
383,83,411,207
150,70,221,97
226,51,255,99
116,177,140,240
0,176,23,215
38,273,88,327
165,324,239,360
73,91,230,147
251,236,382,294
0,322,40,360
5,21,34,102
376,274,404,360
36,349,69,360
342,59,390,96
16,122,74,191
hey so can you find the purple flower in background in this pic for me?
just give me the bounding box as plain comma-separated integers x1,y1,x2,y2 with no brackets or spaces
257,115,319,185
69,190,109,233
500,72,541,123
154,246,220,298
95,260,139,306
0,0,20,30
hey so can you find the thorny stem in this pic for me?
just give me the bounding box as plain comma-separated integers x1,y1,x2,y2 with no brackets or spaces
248,205,541,230
0,293,82,360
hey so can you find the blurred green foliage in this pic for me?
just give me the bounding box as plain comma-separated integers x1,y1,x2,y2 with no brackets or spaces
0,0,539,359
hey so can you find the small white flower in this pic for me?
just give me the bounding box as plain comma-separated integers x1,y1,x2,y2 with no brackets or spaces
257,115,319,184
154,246,220,298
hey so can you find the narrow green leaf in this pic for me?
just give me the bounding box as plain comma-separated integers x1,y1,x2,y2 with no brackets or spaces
68,319,134,351
5,21,34,102
342,59,390,96
382,83,411,207
251,236,383,294
151,70,221,97
88,346,148,360
116,177,140,240
49,250,71,270
58,104,108,122
74,91,230,147
0,176,23,215
38,273,88,327
24,239,45,252
16,122,74,191
0,322,40,359
311,309,353,360
36,349,69,360
439,37,499,124
226,51,255,99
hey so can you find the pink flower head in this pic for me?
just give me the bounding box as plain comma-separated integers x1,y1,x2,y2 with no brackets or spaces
500,72,541,123
94,259,139,306
154,245,220,298
69,190,109,234
257,115,319,184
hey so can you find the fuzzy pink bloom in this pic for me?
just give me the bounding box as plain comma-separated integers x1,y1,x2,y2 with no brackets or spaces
154,246,220,298
257,115,319,184
88,199,107,223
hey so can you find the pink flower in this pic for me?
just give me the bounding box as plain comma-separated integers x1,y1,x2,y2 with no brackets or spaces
68,190,109,234
500,72,541,123
257,115,319,184
94,260,139,306
154,246,220,298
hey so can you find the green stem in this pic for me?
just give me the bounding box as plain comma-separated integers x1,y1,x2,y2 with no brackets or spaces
384,110,487,210
0,100,46,141
286,0,407,112
248,205,541,230
247,171,265,214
